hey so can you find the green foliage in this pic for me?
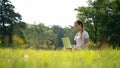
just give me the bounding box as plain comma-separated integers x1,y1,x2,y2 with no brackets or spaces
50,25,64,48
22,24,77,49
22,23,53,49
107,0,120,46
75,0,120,47
0,0,26,47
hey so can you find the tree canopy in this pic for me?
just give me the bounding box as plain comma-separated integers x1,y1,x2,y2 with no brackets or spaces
0,0,26,47
75,0,120,47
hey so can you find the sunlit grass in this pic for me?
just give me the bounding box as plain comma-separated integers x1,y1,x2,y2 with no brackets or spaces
0,48,120,68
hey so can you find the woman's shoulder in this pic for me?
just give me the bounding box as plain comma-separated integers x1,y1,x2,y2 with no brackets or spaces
82,30,89,37
83,30,88,34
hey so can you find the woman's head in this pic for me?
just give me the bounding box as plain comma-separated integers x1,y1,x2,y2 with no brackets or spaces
74,20,83,31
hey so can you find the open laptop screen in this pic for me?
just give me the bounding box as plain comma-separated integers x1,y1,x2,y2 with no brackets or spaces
61,37,72,48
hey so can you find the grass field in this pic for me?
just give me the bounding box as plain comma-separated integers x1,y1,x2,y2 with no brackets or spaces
0,48,120,68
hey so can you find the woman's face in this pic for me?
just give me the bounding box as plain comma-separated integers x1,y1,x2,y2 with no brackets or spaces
74,22,82,31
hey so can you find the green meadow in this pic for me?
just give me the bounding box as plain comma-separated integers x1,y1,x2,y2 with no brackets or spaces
0,48,120,68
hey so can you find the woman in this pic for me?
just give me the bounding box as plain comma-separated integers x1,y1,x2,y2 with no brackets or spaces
72,20,89,50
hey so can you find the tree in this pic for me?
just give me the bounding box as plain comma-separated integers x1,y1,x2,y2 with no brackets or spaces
23,23,53,49
50,25,64,48
75,0,120,47
0,0,26,47
107,0,120,46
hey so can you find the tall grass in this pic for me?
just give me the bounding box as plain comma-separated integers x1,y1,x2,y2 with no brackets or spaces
0,48,120,68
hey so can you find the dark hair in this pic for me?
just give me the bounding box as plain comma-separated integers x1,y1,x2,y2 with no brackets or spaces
75,20,83,39
75,20,83,28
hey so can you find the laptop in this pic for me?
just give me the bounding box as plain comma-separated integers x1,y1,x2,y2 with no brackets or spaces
61,37,72,49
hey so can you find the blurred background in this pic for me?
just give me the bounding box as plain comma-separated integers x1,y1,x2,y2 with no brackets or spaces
0,0,120,49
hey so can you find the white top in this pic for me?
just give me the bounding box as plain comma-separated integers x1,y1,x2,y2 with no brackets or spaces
74,31,89,46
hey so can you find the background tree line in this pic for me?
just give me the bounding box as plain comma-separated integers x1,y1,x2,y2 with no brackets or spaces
22,24,76,49
0,0,76,49
0,0,120,49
